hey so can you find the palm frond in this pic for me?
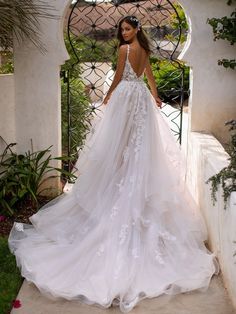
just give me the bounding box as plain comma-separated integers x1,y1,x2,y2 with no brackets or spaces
0,0,59,53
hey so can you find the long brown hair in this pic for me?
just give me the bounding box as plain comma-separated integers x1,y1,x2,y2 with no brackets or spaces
117,16,151,55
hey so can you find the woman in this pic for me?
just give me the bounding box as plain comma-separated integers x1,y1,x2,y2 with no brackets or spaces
8,16,219,313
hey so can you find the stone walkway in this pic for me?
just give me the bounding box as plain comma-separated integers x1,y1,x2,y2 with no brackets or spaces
11,275,235,314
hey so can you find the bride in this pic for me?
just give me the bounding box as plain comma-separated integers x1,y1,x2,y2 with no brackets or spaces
8,15,219,313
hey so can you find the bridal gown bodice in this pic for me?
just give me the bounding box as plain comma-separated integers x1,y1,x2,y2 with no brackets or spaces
122,46,144,83
8,44,219,313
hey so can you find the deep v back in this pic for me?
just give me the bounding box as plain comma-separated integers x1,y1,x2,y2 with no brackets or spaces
122,45,146,82
126,44,147,78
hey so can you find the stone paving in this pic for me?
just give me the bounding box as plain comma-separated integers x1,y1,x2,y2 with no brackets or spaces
11,275,236,314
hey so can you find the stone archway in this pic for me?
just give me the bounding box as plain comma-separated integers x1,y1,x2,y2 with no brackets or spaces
5,0,236,306
62,0,191,165
11,0,236,166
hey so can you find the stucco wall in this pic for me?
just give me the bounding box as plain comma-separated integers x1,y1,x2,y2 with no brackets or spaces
179,0,236,145
0,74,15,152
13,0,70,156
186,131,236,307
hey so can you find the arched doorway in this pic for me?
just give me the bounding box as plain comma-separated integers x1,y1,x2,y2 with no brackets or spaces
61,0,189,169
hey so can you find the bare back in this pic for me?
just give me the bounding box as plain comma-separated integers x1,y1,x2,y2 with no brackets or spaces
127,44,148,77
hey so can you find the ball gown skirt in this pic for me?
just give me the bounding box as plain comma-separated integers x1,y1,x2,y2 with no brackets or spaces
8,54,219,313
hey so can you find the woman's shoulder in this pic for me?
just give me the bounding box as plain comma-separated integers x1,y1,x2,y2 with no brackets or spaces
118,44,129,52
117,44,129,55
129,43,146,54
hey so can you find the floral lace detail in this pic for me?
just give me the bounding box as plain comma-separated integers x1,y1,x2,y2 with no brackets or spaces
96,244,105,256
141,218,151,227
155,230,176,264
122,60,144,83
116,178,124,193
155,249,165,264
159,231,176,242
132,248,139,259
110,205,119,219
15,222,24,232
119,224,129,245
123,146,130,162
130,97,147,162
121,45,144,83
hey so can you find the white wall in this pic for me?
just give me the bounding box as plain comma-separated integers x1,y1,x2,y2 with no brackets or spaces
0,74,15,152
179,0,236,145
186,131,236,308
13,0,69,156
12,0,70,191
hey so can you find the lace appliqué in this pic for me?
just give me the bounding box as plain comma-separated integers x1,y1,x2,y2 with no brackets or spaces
131,99,147,162
122,146,129,162
110,205,119,219
131,248,139,259
121,45,144,83
116,178,124,193
119,224,129,245
155,231,176,264
96,244,105,256
122,60,144,83
15,222,24,232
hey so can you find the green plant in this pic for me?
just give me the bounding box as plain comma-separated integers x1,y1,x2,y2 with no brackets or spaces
207,0,236,69
165,3,188,44
0,0,57,52
0,51,14,74
61,32,118,160
61,34,93,160
147,58,190,104
71,33,118,63
0,236,23,314
0,142,76,217
206,120,236,209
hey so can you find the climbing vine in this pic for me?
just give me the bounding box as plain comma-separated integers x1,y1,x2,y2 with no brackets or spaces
207,0,236,69
206,120,236,209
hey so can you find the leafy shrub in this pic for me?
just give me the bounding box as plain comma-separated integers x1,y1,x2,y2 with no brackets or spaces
207,0,236,69
61,34,94,163
165,3,188,44
0,142,76,217
0,51,14,74
206,120,236,208
147,58,190,104
0,236,23,314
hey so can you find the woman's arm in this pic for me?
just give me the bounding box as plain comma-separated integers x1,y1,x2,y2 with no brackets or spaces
144,58,162,108
103,45,127,105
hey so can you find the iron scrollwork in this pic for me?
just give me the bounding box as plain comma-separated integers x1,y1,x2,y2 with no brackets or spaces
63,0,188,169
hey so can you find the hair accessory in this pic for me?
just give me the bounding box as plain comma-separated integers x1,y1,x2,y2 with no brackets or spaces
129,16,141,30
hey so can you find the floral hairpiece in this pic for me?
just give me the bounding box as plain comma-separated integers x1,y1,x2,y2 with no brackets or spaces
129,16,141,30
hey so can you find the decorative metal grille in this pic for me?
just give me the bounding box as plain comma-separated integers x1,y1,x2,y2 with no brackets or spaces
61,0,188,170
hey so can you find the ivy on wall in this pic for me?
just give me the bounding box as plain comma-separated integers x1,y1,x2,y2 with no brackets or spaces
207,0,236,69
206,120,236,209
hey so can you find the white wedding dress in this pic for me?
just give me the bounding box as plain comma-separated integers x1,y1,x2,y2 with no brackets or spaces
8,45,219,313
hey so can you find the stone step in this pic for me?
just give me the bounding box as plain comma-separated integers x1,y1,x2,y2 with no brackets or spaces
11,275,236,314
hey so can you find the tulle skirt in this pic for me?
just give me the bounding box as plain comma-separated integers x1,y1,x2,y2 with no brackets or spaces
8,79,219,313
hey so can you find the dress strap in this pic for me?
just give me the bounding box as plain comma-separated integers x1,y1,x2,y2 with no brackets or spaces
126,44,130,60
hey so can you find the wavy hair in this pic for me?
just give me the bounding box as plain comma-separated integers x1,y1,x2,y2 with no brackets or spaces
117,16,151,54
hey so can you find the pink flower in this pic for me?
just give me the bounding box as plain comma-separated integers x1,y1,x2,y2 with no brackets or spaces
12,299,22,308
0,215,5,222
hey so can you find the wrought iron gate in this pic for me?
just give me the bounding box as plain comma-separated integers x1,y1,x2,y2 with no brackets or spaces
61,0,188,169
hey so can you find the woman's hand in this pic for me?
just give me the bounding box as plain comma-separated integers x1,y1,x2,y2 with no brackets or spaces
155,96,162,108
